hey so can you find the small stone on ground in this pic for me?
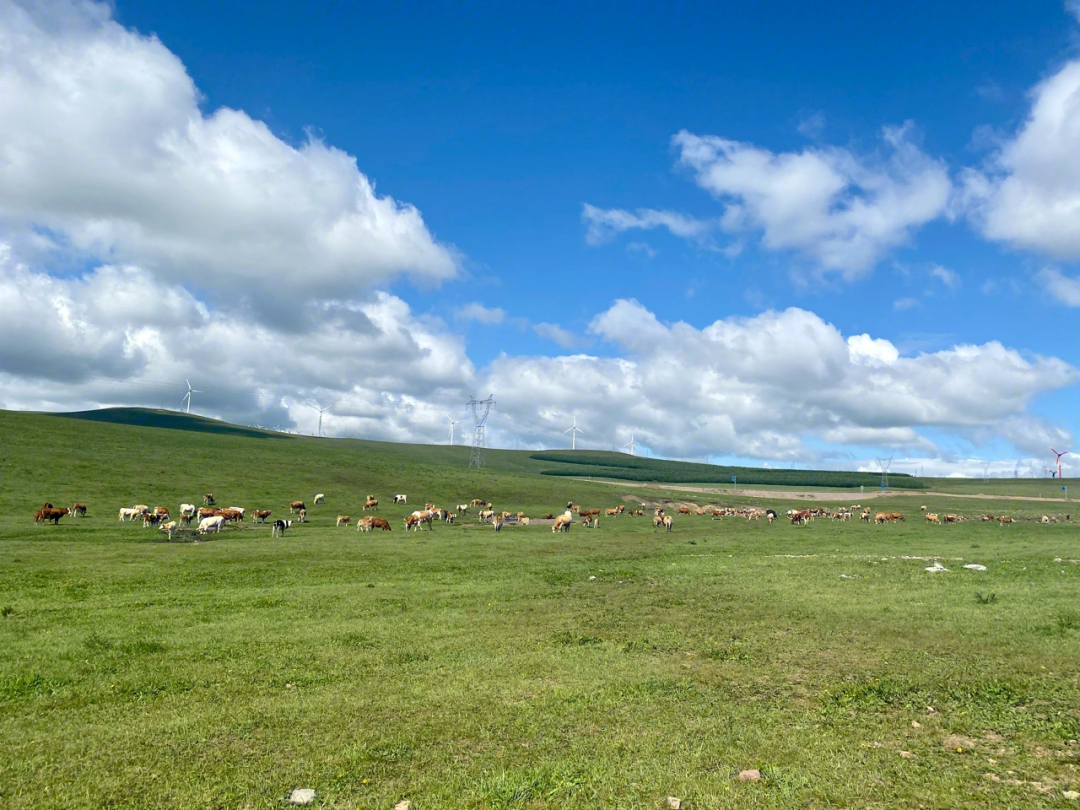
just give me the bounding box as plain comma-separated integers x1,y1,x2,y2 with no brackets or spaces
289,788,315,805
899,751,915,759
911,720,921,728
666,797,681,809
394,801,411,810
738,769,761,781
1063,791,1079,800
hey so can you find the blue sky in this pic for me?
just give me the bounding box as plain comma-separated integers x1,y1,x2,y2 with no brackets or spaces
1,0,1078,476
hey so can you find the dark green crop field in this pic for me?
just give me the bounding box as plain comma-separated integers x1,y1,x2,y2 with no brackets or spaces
1,409,1079,809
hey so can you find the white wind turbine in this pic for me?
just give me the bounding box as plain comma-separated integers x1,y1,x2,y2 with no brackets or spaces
309,401,336,437
181,380,201,414
564,416,584,450
446,414,466,446
622,433,636,456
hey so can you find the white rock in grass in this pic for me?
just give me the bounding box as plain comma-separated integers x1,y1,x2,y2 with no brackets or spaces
1063,791,1079,800
394,802,411,810
925,562,949,572
963,564,987,571
738,769,761,781
289,788,315,805
666,797,681,809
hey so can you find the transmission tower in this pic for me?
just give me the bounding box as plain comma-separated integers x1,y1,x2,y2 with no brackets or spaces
467,394,495,469
876,456,893,489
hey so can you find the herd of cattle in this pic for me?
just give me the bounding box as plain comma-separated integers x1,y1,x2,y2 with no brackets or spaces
31,493,1070,538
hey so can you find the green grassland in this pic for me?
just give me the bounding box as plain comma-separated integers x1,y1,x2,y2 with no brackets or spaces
2,409,1079,809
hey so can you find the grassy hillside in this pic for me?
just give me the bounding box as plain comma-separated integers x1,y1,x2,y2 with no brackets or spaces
2,408,1080,808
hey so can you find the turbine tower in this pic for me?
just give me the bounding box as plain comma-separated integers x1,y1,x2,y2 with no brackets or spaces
564,416,584,451
622,433,636,456
181,380,201,414
308,401,335,437
1052,448,1069,479
445,414,466,446
467,394,495,468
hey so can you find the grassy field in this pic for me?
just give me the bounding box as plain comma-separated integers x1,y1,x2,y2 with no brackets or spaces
2,410,1079,809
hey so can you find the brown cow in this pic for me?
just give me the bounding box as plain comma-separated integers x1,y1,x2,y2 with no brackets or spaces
368,517,391,531
251,509,272,523
335,515,350,527
71,503,87,517
363,497,378,511
289,501,305,514
219,509,243,523
198,507,220,520
552,512,573,533
203,493,215,506
38,507,69,525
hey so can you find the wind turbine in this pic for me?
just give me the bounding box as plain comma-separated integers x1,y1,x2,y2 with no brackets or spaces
180,380,201,414
1052,448,1069,479
445,414,466,446
622,433,636,456
564,416,584,451
309,401,336,437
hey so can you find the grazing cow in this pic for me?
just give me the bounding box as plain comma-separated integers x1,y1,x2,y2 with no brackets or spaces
652,514,664,529
478,509,495,523
363,497,379,511
38,507,69,525
71,503,87,518
677,506,692,515
470,499,488,507
520,517,530,526
356,516,373,532
252,509,272,523
920,505,928,512
270,519,292,537
1041,515,1051,524
456,504,468,515
142,512,164,527
118,507,138,521
406,510,435,531
198,516,225,534
443,510,456,524
662,515,674,532
313,493,325,505
198,507,219,520
765,509,778,522
335,515,350,527
998,516,1013,525
289,501,305,514
606,508,620,517
179,513,194,526
159,520,177,540
943,514,960,524
552,511,573,533
219,509,243,524
492,515,504,532
226,507,245,519
154,507,170,520
393,494,407,505
368,517,392,531
203,493,215,506
297,509,307,523
925,513,941,524
179,503,197,518
860,511,872,523
132,504,150,516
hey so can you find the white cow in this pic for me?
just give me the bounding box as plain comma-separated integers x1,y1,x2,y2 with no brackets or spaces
393,494,407,504
227,506,246,518
179,503,197,518
118,507,137,521
198,516,225,534
313,494,325,505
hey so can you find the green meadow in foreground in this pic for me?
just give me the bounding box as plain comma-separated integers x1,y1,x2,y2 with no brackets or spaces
1,410,1079,809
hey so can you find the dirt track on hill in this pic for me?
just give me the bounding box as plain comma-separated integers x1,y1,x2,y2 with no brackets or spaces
609,480,1073,504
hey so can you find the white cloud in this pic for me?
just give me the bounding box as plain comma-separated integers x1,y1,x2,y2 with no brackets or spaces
532,322,577,348
626,241,657,258
894,297,921,311
963,54,1080,258
483,300,1077,461
930,265,961,288
457,302,506,324
0,0,457,318
797,111,826,138
1037,267,1080,306
581,203,714,246
672,124,951,277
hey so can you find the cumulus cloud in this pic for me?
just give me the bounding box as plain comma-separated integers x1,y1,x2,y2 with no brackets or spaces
581,203,715,245
0,0,457,318
482,300,1077,460
894,297,921,311
962,53,1080,259
672,124,951,277
457,303,506,324
1037,267,1080,306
